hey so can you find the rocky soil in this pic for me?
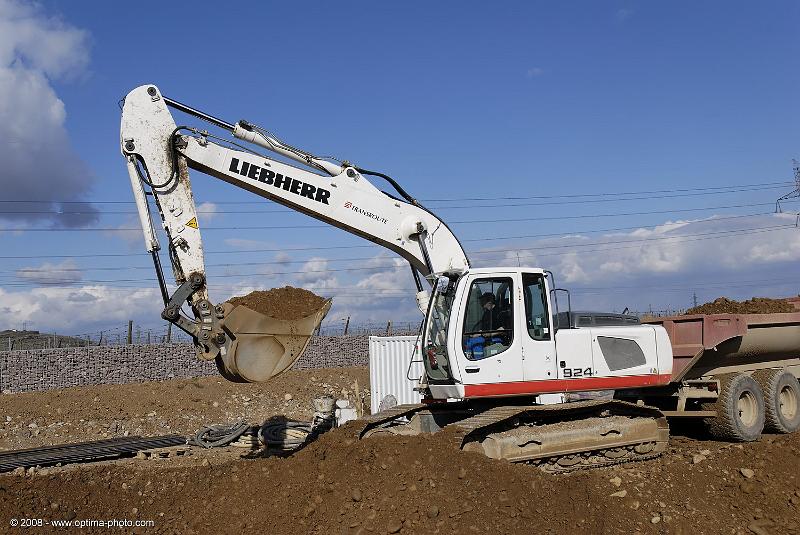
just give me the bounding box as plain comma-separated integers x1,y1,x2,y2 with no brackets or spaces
227,286,329,320
686,297,795,315
0,367,369,450
1,370,799,534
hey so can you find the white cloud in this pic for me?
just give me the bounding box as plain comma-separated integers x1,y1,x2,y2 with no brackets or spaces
8,214,798,335
354,256,407,293
476,214,800,284
113,217,145,244
196,202,219,224
336,255,418,317
0,285,162,333
214,283,261,303
268,252,421,325
0,0,96,227
526,67,544,78
15,259,82,285
0,1,89,77
470,213,800,313
616,8,633,22
296,257,339,289
273,252,292,265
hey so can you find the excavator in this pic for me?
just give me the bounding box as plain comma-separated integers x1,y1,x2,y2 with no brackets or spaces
120,84,675,471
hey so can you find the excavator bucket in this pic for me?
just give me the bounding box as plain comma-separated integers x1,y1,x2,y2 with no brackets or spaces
214,299,332,383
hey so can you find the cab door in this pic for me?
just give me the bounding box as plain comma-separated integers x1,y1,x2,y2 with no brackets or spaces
519,273,558,381
452,273,524,387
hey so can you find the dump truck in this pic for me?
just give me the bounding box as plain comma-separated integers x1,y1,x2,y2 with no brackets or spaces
617,311,800,440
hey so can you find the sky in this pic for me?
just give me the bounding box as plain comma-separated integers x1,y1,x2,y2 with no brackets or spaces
0,1,799,338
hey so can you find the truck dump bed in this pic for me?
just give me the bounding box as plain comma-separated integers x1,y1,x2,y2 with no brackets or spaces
644,312,800,382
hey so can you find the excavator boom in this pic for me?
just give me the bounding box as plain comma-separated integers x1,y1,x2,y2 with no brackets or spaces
120,84,468,382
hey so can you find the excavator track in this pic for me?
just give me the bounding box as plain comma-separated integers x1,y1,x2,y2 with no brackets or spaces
359,400,668,473
448,400,668,473
355,403,432,438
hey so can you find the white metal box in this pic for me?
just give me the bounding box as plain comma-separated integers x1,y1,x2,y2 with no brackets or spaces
368,335,423,414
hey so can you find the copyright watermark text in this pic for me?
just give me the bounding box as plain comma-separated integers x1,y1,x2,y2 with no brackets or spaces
9,517,155,529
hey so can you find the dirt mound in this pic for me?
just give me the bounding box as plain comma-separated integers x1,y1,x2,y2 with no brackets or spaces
687,297,795,315
3,425,800,534
227,286,327,320
2,370,800,533
0,367,369,450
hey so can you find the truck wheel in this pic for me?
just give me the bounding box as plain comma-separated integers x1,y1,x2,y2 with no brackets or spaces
753,369,800,434
704,374,765,442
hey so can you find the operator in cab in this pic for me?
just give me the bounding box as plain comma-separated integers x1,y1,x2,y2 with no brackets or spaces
474,293,502,331
464,292,512,360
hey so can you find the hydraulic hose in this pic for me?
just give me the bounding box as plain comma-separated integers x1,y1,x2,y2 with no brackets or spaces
259,420,314,451
190,420,250,449
355,167,418,205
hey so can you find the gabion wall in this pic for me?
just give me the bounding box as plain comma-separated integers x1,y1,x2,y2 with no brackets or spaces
0,333,415,393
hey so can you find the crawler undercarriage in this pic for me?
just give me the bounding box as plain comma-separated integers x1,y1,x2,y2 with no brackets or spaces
357,400,669,473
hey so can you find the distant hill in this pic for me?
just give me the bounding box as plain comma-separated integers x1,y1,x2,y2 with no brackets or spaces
0,330,92,351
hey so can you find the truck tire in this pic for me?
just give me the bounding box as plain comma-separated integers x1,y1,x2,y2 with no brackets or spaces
753,369,800,434
704,373,765,442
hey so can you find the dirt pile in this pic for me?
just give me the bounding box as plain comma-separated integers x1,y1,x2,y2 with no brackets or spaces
687,297,795,315
3,424,800,534
227,286,328,320
1,370,800,533
0,367,368,450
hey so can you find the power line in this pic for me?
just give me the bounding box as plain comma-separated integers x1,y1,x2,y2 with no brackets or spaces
3,200,798,232
0,244,373,260
422,180,796,202
474,226,795,260
470,212,778,242
467,224,795,256
2,225,795,287
574,276,799,293
1,183,792,215
0,210,779,260
1,274,796,299
5,223,792,274
0,179,791,204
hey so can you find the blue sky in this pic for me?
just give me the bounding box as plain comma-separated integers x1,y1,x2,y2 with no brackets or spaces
0,1,798,337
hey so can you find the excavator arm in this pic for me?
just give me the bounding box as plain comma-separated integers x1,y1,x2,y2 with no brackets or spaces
119,84,469,382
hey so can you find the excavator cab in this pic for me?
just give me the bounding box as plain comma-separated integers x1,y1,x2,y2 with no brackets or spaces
422,275,459,383
419,267,672,402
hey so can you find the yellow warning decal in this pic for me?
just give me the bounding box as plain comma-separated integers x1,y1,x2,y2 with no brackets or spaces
185,217,198,229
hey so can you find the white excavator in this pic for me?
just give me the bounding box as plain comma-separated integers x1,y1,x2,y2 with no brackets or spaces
120,84,675,471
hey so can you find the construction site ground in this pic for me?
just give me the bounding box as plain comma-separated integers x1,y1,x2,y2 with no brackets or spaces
1,368,799,534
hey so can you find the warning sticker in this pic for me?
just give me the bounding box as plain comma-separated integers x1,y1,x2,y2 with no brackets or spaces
185,217,198,229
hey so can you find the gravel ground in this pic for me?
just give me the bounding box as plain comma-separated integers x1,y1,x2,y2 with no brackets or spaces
1,369,799,534
0,367,369,450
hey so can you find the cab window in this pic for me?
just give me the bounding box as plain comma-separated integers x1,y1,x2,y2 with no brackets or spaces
522,273,551,341
461,277,513,360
